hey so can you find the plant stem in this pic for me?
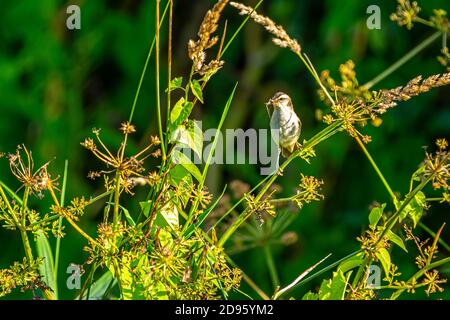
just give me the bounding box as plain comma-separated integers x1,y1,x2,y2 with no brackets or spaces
273,253,332,299
54,159,68,297
297,52,336,107
363,31,442,89
128,0,170,123
48,184,97,245
165,0,173,155
263,245,279,289
354,135,397,205
155,0,166,161
293,249,363,290
221,0,264,57
183,84,237,234
113,171,121,231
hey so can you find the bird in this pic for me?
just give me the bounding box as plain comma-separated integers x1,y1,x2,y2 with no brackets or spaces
266,92,302,158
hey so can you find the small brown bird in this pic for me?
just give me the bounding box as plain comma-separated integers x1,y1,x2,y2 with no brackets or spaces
266,92,302,158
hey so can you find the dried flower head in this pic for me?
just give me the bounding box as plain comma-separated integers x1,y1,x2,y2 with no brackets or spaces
188,0,228,72
377,73,450,114
230,2,301,55
81,125,160,194
7,145,57,195
120,122,136,135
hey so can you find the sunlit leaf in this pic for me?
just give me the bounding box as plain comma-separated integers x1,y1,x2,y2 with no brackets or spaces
190,79,204,103
375,248,391,276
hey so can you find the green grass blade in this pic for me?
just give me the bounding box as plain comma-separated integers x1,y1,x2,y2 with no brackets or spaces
78,270,117,300
182,83,238,233
36,231,57,298
54,159,69,299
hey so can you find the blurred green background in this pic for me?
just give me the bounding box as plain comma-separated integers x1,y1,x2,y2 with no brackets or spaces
0,0,449,299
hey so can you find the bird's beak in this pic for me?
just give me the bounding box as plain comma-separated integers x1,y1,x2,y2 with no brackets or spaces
266,98,275,107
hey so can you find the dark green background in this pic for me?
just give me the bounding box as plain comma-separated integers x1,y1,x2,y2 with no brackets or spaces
0,0,449,299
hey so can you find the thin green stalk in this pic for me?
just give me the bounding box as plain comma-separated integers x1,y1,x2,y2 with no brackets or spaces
221,0,264,57
273,253,332,300
297,52,336,107
128,0,170,123
54,159,68,298
354,136,397,205
183,84,238,233
17,187,36,275
165,0,173,155
21,186,30,227
79,262,98,300
363,31,442,89
155,0,167,161
263,245,279,288
352,256,372,288
45,183,96,246
112,171,121,231
293,249,363,290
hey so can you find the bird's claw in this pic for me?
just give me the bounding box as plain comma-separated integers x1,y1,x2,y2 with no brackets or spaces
277,167,284,176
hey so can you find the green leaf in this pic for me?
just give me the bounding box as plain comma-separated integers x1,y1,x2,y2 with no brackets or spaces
171,149,202,182
302,291,319,300
375,248,391,276
169,165,194,207
79,271,117,300
121,256,146,300
139,201,152,218
171,121,203,160
201,83,238,180
190,79,204,103
318,270,347,300
154,198,179,230
399,191,427,227
369,203,386,227
36,230,57,298
169,77,183,91
387,230,408,252
338,252,364,273
121,205,135,227
168,98,193,134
